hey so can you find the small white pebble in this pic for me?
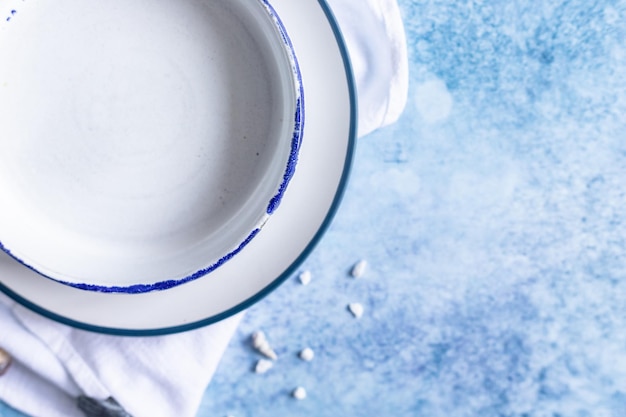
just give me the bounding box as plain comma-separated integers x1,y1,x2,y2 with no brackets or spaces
251,331,278,360
351,259,367,278
348,302,364,318
254,359,274,374
292,386,307,400
298,270,312,285
298,347,315,361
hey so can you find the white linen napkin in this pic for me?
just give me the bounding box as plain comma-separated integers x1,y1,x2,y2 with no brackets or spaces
329,0,409,137
0,1,408,416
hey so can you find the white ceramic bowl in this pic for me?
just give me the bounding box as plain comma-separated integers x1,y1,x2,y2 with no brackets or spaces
0,0,303,292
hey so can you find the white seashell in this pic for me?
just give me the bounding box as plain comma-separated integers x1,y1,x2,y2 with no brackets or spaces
298,347,314,361
251,331,278,360
254,359,274,374
348,302,364,318
298,270,312,285
351,259,367,278
292,386,307,400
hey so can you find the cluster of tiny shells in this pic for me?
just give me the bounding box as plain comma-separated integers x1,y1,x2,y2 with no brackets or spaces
242,258,368,412
250,329,314,400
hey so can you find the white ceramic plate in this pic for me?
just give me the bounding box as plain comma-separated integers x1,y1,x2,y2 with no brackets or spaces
0,0,304,292
0,0,356,334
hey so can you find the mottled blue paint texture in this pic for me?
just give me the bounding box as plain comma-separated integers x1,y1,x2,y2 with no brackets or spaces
199,0,626,416
3,0,626,416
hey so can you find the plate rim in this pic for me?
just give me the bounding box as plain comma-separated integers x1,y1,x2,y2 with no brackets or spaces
0,0,357,336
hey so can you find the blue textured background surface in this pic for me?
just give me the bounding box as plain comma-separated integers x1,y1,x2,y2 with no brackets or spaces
199,0,626,416
3,0,626,416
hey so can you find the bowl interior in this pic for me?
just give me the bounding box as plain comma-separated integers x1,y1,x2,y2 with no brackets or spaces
0,0,299,288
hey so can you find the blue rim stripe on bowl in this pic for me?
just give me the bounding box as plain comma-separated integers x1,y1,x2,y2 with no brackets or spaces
0,0,358,335
264,0,306,216
0,0,306,294
62,228,262,293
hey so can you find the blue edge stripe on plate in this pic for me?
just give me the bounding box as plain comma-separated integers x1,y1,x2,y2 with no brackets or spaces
0,0,358,336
